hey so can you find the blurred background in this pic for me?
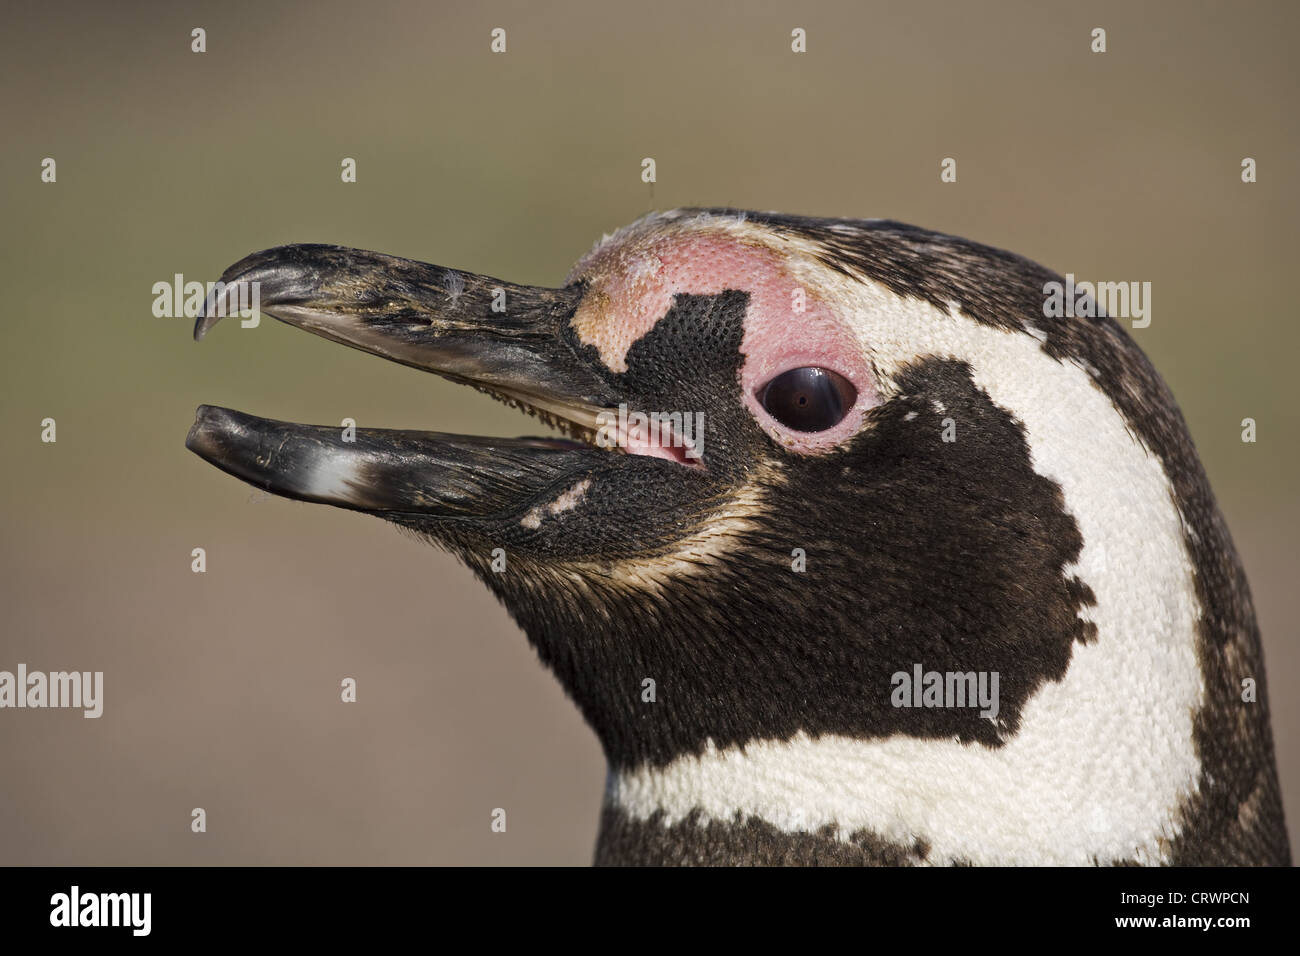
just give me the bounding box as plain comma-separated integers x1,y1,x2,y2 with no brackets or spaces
1,0,1295,864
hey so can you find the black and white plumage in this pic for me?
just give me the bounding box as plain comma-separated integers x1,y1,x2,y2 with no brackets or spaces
187,209,1289,866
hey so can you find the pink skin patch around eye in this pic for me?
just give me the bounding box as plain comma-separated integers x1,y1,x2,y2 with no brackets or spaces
570,234,878,454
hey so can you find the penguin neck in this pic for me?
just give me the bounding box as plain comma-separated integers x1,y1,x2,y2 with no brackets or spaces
594,744,934,866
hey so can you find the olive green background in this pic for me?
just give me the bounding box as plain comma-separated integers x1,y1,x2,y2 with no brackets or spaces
1,0,1296,864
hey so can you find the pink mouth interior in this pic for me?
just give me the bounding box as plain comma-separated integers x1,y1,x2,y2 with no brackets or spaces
616,418,702,467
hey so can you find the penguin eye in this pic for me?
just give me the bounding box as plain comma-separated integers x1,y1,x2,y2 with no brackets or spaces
757,366,857,432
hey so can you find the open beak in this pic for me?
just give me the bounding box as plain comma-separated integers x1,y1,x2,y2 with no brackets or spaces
185,244,620,519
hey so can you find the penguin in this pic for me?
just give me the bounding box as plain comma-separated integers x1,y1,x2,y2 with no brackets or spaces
186,208,1290,866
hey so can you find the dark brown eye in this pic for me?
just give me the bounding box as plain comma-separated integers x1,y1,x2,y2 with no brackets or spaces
758,367,857,432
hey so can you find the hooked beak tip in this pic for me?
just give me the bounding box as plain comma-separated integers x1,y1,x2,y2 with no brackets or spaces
192,313,216,341
193,275,254,341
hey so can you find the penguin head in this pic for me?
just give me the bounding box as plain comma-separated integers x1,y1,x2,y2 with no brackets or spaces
190,209,1250,865
187,209,1111,768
